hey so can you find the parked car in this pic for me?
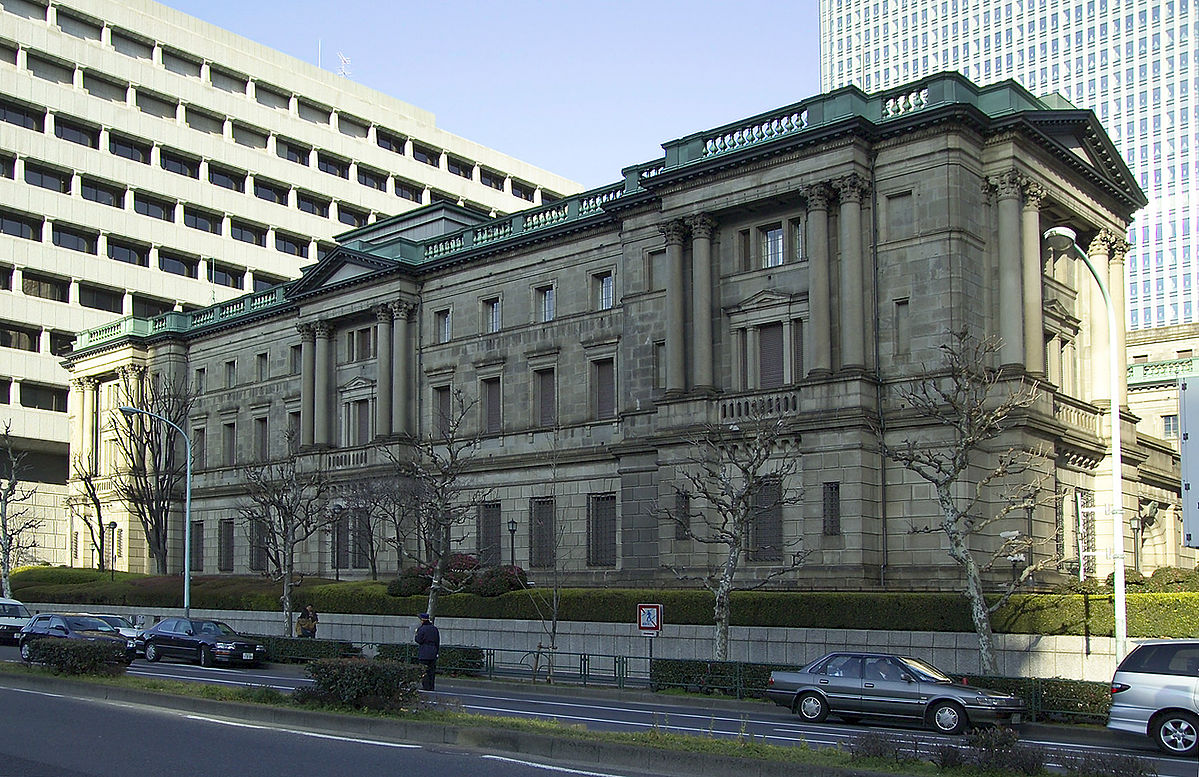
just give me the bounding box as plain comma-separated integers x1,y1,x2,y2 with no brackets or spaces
0,597,31,645
80,613,141,641
1108,638,1199,757
138,618,267,668
766,652,1024,734
18,613,137,663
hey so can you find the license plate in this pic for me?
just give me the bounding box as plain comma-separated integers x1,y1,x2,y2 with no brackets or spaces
242,652,254,660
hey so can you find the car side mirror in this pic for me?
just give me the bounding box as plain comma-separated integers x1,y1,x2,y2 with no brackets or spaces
185,628,194,636
900,673,914,683
51,625,67,634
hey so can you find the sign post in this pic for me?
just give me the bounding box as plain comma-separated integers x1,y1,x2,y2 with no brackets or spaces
637,603,662,662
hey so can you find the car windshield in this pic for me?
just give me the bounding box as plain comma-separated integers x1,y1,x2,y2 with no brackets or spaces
897,657,953,683
192,620,238,636
97,616,134,630
0,603,30,618
65,616,116,632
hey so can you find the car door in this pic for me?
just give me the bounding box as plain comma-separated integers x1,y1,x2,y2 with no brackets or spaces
155,618,183,658
813,654,865,712
859,656,924,720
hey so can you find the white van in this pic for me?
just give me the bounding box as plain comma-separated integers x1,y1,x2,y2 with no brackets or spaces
0,597,32,644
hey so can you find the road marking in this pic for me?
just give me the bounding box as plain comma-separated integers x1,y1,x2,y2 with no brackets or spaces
181,713,421,748
482,755,635,776
3,686,68,700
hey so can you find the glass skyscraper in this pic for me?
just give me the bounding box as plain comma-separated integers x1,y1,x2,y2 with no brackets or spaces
820,0,1193,331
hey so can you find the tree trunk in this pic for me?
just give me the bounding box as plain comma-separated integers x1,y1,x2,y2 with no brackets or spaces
942,498,999,675
0,505,10,598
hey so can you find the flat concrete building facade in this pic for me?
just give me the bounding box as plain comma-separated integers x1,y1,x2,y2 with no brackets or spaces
0,0,578,565
64,74,1197,588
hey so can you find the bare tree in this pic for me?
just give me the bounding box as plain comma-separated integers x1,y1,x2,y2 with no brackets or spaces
332,477,394,580
237,433,335,635
664,405,806,661
520,427,571,683
0,423,41,597
111,370,194,576
878,328,1056,675
386,387,490,619
70,454,110,571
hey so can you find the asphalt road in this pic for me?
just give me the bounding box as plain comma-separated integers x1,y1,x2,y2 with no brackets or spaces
2,644,1196,777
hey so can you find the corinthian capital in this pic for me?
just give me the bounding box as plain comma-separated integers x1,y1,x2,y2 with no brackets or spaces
1021,179,1047,209
659,219,688,246
373,304,394,324
988,170,1023,200
835,174,870,203
801,182,833,211
687,214,717,240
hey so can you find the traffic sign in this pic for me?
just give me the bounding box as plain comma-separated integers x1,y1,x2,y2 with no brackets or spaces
637,603,662,636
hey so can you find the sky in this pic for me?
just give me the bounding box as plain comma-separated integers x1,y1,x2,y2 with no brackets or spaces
160,1,824,190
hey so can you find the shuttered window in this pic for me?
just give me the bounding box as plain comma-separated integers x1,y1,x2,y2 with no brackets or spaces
483,377,502,434
536,369,556,427
530,498,555,568
750,479,783,561
477,503,502,566
218,519,234,572
587,494,617,567
352,512,371,569
249,519,267,571
823,482,841,536
594,359,615,420
333,513,350,569
189,520,204,571
434,386,452,437
759,323,784,388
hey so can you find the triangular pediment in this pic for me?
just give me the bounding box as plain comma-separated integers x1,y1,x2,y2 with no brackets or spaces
287,247,401,299
726,288,798,315
341,375,375,392
1025,113,1146,209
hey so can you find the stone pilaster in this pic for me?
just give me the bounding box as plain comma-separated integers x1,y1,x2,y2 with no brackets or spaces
1021,180,1047,375
313,321,333,447
374,305,394,438
392,301,415,436
687,214,717,392
297,324,316,447
802,183,833,377
660,220,688,395
835,175,869,370
991,171,1024,367
1086,232,1115,405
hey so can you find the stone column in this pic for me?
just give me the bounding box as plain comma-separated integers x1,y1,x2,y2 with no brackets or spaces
836,175,868,370
687,214,716,392
1046,335,1062,387
314,322,333,447
803,184,833,377
1021,180,1047,375
375,305,394,438
661,220,688,395
1103,230,1131,408
73,378,98,473
297,324,315,447
1086,234,1114,404
392,302,414,436
993,171,1024,367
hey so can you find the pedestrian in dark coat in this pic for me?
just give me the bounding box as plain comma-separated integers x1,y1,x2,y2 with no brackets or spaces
414,613,440,691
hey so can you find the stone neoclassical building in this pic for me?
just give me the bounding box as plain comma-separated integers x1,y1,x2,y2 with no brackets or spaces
61,73,1197,589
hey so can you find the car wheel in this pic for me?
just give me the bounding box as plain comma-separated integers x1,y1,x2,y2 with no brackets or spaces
198,647,214,668
144,642,160,663
1153,711,1199,757
794,692,829,723
18,640,32,662
928,701,967,735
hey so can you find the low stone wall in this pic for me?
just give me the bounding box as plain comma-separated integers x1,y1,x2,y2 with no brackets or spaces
32,603,1118,682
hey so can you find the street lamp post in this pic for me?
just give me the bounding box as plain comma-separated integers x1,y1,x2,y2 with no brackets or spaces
118,406,192,617
507,518,517,568
1043,227,1127,660
107,521,117,582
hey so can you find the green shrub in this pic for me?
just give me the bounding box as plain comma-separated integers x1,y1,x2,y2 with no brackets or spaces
468,566,527,596
375,643,486,676
1057,751,1158,777
298,658,422,711
960,675,1110,724
251,634,358,663
25,638,128,676
649,658,795,699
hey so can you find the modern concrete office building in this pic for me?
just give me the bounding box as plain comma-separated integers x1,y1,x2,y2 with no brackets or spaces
819,0,1191,334
64,73,1195,588
0,0,578,565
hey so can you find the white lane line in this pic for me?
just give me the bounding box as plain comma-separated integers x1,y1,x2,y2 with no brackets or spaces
448,691,766,727
181,713,420,748
3,686,68,700
482,755,641,776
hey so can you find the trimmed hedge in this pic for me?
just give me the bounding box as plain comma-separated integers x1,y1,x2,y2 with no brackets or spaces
375,643,486,676
25,638,128,676
13,568,1199,638
250,634,359,663
296,658,421,710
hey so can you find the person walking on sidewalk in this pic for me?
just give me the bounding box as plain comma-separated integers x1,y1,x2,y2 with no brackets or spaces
415,613,440,691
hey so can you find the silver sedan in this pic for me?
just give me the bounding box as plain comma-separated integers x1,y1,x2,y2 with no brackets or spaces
766,652,1024,734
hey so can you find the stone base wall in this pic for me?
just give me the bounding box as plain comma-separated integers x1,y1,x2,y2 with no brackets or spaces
36,603,1118,682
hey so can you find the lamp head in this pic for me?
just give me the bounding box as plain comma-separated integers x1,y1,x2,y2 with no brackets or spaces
1043,226,1079,254
118,406,137,416
508,518,518,533
108,521,118,529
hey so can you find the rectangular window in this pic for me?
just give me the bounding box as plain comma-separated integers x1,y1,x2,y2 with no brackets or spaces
132,296,170,318
594,358,615,420
0,98,45,131
0,324,39,353
254,179,288,205
275,233,308,258
190,520,204,572
345,327,374,362
290,345,302,376
593,271,614,310
317,153,349,179
332,513,349,570
107,239,148,267
412,144,439,167
208,165,245,192
54,117,99,148
109,134,150,164
395,179,423,203
78,284,122,313
1164,414,1180,438
22,271,69,301
134,193,174,221
530,367,556,427
159,251,198,279
482,297,501,334
759,322,785,388
25,163,70,193
433,385,452,438
482,377,502,435
208,262,244,289
248,518,267,571
750,479,783,561
447,156,473,178
530,497,555,568
52,224,97,254
477,503,502,567
81,178,124,208
823,482,841,536
536,285,555,322
193,427,206,469
218,519,234,572
377,129,405,155
587,493,617,567
162,49,201,77
277,139,310,165
480,169,504,191
222,422,236,467
511,180,535,202
184,207,222,235
230,220,265,246
160,150,199,178
224,360,237,389
674,492,691,540
761,225,784,267
254,417,268,459
357,166,387,191
20,383,68,412
435,309,452,343
0,209,42,241
338,205,367,228
297,192,329,217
